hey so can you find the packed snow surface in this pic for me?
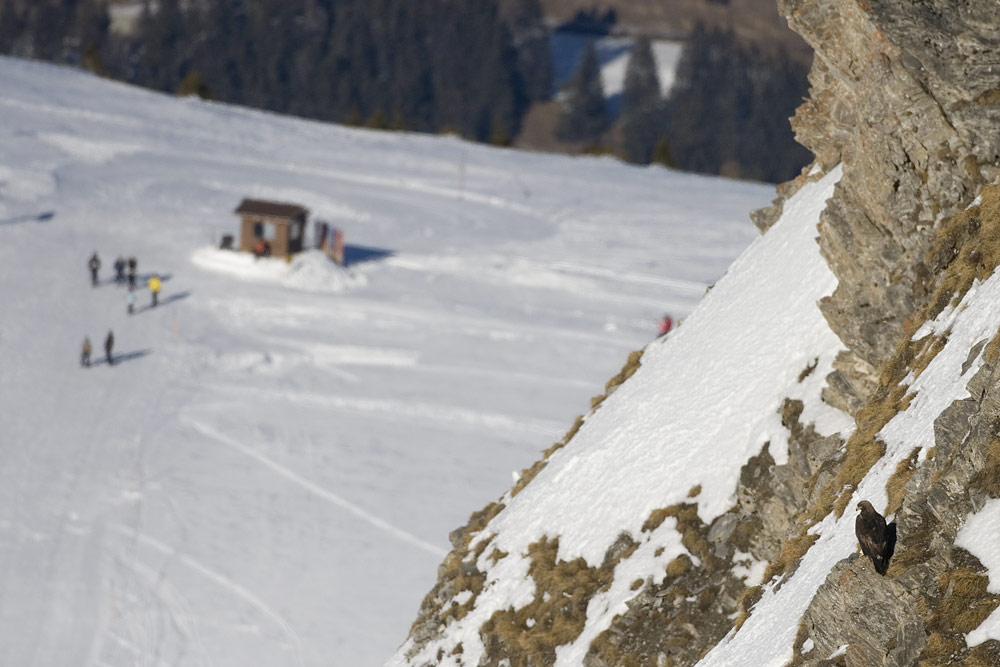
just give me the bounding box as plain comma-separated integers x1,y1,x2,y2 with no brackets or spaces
0,56,770,666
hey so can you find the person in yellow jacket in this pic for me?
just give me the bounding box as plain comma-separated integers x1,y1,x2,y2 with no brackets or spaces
148,274,162,307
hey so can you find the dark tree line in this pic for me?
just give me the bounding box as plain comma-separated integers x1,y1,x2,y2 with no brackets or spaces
0,0,550,144
556,27,810,182
0,0,109,66
0,1,810,181
662,25,812,182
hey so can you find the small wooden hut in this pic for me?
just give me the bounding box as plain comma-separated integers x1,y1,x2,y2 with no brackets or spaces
234,198,309,257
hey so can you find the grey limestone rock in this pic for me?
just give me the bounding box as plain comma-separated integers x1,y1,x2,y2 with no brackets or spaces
775,0,1000,409
798,555,925,667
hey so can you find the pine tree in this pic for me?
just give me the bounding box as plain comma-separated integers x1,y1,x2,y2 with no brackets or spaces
73,0,109,63
0,3,25,55
555,40,609,142
28,0,80,62
620,36,663,164
133,0,186,91
499,0,553,102
663,25,809,182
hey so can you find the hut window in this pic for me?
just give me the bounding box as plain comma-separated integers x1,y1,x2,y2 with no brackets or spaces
290,222,301,241
253,221,276,240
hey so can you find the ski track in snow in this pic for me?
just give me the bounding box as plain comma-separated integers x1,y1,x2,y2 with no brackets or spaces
110,524,305,667
184,418,448,558
205,384,564,440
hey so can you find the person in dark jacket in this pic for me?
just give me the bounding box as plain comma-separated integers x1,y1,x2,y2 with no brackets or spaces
127,257,137,289
104,330,115,366
88,252,101,286
114,256,126,284
81,337,92,367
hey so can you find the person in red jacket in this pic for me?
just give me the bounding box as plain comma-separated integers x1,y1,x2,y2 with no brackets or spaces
657,314,674,337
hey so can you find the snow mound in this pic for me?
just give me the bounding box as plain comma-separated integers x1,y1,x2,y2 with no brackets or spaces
190,247,367,292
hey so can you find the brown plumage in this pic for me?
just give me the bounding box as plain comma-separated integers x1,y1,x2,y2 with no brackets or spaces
856,500,889,575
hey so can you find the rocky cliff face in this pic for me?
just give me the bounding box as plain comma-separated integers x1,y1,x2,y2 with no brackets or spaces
781,0,1000,414
389,1,1000,666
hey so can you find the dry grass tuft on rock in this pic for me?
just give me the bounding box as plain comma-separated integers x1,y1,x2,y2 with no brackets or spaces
481,534,638,664
405,501,505,653
913,563,1000,665
733,585,764,631
885,447,921,517
761,532,819,584
591,348,645,411
510,413,584,498
924,182,1000,320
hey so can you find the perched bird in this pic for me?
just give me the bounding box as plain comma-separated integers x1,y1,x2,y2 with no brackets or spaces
856,500,890,575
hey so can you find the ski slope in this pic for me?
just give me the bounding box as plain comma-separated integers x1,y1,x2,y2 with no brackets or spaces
0,56,770,666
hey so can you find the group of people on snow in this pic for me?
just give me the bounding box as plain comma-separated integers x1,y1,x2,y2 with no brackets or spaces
86,251,162,314
79,331,114,367
81,251,163,368
111,255,139,289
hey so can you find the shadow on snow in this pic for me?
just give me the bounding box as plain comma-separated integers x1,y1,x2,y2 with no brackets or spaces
132,290,191,315
0,211,55,226
87,349,152,367
343,244,393,267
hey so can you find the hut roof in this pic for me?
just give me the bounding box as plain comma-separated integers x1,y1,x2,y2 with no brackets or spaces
234,198,309,220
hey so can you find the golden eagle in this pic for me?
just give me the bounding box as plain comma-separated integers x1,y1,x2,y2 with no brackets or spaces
855,500,889,575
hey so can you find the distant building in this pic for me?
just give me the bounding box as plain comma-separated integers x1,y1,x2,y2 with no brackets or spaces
234,198,309,257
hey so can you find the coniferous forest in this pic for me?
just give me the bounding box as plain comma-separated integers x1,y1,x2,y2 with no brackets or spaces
0,0,811,183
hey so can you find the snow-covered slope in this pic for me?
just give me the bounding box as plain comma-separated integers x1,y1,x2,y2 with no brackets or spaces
387,157,1000,667
387,158,852,667
0,56,770,667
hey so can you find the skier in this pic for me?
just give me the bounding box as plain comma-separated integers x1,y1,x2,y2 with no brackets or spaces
104,330,114,366
657,314,674,337
114,256,126,284
88,252,101,286
148,274,162,307
125,287,135,315
80,337,92,367
127,256,137,289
